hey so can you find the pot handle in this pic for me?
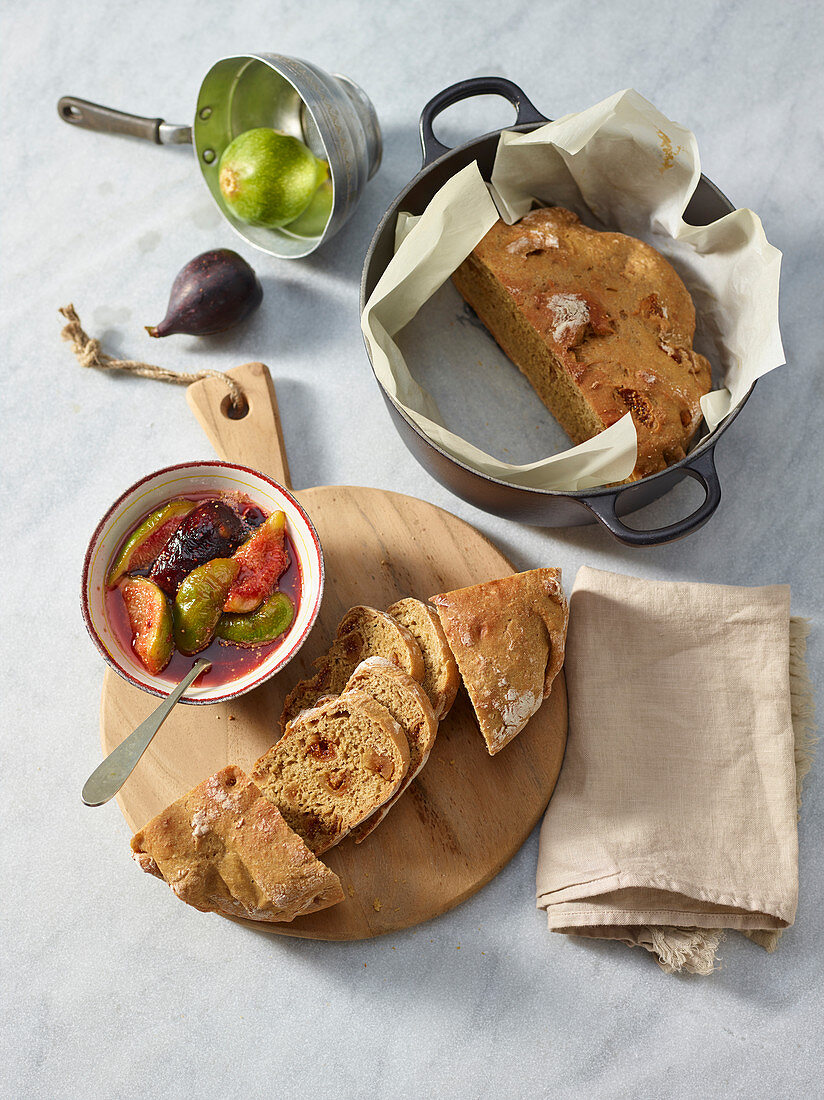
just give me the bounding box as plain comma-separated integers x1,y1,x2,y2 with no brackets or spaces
57,96,192,145
419,77,547,167
582,447,722,547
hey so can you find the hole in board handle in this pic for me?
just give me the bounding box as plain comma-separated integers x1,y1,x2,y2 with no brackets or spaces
221,392,249,420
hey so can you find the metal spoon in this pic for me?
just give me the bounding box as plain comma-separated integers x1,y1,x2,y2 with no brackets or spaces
81,659,211,806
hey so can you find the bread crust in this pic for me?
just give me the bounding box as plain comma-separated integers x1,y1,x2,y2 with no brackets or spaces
431,568,568,755
130,766,344,922
452,207,712,480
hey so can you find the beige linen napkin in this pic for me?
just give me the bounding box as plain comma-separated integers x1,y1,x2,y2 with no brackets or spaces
537,567,816,974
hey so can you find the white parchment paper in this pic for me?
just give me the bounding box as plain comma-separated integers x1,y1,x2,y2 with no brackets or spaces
361,89,785,490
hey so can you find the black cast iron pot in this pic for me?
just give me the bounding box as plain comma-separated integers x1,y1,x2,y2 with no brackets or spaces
360,77,755,547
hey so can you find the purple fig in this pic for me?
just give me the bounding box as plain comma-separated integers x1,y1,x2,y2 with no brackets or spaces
146,249,263,338
150,500,245,595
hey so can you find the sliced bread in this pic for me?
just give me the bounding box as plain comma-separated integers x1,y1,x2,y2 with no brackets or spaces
254,691,411,854
430,568,569,756
280,605,425,732
344,657,439,843
386,598,459,719
130,765,344,922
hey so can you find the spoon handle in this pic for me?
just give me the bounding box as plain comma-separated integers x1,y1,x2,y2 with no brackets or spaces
82,660,211,807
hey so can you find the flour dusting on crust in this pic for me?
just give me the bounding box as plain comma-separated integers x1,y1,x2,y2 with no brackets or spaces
545,293,590,343
507,230,559,255
499,687,540,732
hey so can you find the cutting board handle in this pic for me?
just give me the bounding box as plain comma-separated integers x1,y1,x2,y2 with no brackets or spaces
186,362,293,490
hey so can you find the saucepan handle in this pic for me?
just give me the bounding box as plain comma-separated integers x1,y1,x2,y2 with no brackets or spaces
582,447,723,547
419,77,547,168
57,97,192,145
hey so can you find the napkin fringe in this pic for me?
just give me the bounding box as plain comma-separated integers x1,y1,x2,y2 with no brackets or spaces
644,927,724,975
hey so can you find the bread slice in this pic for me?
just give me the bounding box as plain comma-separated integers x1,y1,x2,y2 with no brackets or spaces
254,691,411,854
130,766,344,922
280,605,425,732
430,568,568,755
452,206,712,480
343,657,439,843
386,598,459,719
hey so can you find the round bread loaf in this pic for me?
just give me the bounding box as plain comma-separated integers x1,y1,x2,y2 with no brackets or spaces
452,206,713,480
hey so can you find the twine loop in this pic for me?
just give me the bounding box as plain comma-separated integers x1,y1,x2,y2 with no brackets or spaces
59,304,246,410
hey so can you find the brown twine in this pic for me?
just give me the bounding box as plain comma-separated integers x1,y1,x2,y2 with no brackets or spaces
58,304,245,409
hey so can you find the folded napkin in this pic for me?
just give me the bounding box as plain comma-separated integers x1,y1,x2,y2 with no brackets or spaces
537,567,816,974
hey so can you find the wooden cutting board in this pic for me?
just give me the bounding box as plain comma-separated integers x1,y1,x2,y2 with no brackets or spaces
101,362,568,939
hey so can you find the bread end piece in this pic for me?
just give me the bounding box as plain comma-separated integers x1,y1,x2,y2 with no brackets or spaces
130,765,344,922
431,568,568,755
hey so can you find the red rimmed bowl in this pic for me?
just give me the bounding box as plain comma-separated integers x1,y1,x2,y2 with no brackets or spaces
81,461,324,704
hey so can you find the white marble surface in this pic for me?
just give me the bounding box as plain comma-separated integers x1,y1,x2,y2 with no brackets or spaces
1,1,822,1096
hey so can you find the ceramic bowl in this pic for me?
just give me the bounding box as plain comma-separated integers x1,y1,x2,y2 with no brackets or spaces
81,461,324,704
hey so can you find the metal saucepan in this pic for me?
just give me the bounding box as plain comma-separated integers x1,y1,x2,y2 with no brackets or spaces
58,53,381,259
360,76,754,546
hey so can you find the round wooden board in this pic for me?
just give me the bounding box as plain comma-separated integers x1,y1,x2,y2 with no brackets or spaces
100,365,568,940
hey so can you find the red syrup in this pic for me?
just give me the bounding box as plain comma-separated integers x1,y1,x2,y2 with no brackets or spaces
105,492,302,690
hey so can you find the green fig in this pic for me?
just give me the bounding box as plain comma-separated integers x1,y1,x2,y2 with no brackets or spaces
108,499,197,587
119,577,174,674
216,591,295,648
173,558,239,656
217,128,329,229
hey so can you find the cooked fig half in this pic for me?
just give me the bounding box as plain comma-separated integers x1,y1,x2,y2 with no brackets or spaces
151,501,244,595
107,499,197,587
119,577,174,674
173,558,239,656
224,510,289,614
216,591,295,648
